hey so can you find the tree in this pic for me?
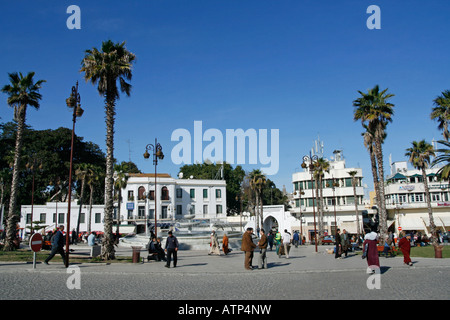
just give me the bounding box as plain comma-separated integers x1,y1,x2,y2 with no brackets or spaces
433,140,450,180
81,40,136,260
313,158,329,243
249,169,266,231
1,72,45,251
405,140,437,246
75,163,89,237
348,170,362,236
85,164,104,234
114,161,130,235
431,90,450,141
353,85,394,240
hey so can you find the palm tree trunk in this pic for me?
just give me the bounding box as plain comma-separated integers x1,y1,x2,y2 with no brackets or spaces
76,179,86,237
4,106,26,251
374,137,388,240
102,96,116,260
353,178,361,236
88,184,93,234
422,168,437,246
369,146,381,230
259,189,263,231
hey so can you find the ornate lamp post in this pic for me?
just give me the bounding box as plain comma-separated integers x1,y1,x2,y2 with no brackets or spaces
143,138,164,238
302,152,318,253
64,82,84,268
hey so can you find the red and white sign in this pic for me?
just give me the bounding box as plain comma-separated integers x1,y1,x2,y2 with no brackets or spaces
398,227,402,231
29,233,43,252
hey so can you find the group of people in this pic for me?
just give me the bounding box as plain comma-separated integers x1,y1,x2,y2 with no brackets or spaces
208,230,230,255
147,231,179,268
334,229,351,259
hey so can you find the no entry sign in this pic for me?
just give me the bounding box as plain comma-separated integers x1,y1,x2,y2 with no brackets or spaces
30,233,43,252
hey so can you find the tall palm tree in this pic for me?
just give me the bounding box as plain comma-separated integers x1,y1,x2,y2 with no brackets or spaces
353,85,394,240
405,140,438,246
432,140,450,179
431,90,450,141
85,164,104,234
81,40,136,260
75,163,89,237
114,162,129,235
313,158,329,242
1,72,45,251
348,170,362,236
249,169,266,231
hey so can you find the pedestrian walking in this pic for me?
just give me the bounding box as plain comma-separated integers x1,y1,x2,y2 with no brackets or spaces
335,229,342,259
362,230,380,273
241,227,256,270
267,231,274,251
208,230,221,255
398,233,413,266
71,228,77,245
274,229,281,256
293,231,300,248
341,229,349,257
282,229,291,258
257,228,268,269
165,231,179,268
222,233,230,255
44,225,66,265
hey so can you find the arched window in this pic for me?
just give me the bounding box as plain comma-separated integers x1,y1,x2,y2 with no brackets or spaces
161,186,169,201
138,186,146,200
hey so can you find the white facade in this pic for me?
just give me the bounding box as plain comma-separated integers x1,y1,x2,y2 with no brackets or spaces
118,173,227,227
290,150,366,238
385,161,450,236
19,201,106,236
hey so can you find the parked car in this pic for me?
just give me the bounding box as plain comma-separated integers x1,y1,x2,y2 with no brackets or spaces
323,236,334,245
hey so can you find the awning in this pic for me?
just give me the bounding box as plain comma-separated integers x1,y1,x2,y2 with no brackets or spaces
398,216,426,231
339,221,358,234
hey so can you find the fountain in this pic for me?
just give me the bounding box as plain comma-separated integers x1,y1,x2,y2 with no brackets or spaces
119,216,243,251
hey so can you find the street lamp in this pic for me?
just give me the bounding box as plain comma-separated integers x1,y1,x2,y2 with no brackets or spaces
301,152,318,253
65,81,84,268
143,138,164,238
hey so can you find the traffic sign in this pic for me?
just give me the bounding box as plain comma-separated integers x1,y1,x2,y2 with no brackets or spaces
30,233,43,252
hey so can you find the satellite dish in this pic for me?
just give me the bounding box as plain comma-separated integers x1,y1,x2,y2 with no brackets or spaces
178,172,184,179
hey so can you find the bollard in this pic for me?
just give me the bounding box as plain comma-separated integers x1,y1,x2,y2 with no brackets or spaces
131,246,142,263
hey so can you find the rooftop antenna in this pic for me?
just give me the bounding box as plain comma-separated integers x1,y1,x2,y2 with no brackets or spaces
126,139,132,162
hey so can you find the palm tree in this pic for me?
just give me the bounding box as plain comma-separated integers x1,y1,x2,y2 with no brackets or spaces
430,90,450,141
432,140,450,179
313,158,329,242
405,140,438,246
114,162,129,235
81,40,136,260
75,163,89,237
1,72,45,251
348,170,362,236
85,164,104,234
353,85,394,240
249,170,266,231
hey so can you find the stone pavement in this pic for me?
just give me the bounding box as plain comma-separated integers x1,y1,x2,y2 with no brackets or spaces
1,243,449,301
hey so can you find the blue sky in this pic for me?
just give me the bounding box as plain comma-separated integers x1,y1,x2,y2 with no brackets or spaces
1,0,449,196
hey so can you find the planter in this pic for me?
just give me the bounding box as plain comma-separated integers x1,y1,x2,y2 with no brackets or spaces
434,244,444,258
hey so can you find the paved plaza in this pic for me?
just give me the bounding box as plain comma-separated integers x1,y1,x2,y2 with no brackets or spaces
0,244,449,302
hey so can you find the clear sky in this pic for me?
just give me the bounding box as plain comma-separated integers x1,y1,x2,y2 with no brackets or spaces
1,0,449,197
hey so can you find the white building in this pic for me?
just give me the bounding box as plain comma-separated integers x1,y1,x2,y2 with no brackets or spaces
117,173,227,233
19,173,227,237
384,161,450,236
290,150,366,240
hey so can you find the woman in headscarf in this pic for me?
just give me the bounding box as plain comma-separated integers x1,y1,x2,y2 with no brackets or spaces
222,233,230,255
208,230,221,255
362,229,380,273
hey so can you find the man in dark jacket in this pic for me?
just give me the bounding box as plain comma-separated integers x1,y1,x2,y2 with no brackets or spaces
44,225,66,265
335,229,342,259
241,227,257,270
165,231,179,268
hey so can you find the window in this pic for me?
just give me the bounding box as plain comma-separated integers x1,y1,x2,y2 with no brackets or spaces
203,205,208,216
26,214,31,224
176,188,182,198
53,213,57,223
432,193,441,202
148,209,154,219
215,189,222,199
176,205,182,215
190,189,195,199
95,213,101,223
138,206,145,218
203,189,208,199
40,213,46,222
190,205,195,215
128,190,134,201
79,212,85,224
161,206,168,219
345,178,353,187
58,213,65,224
149,190,155,200
138,186,146,200
161,187,169,201
216,205,223,214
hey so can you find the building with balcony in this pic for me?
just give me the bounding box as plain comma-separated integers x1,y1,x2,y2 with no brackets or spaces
290,150,366,240
384,161,450,236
